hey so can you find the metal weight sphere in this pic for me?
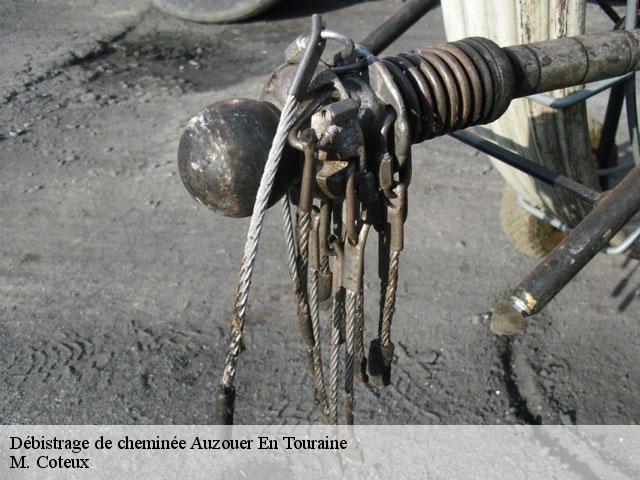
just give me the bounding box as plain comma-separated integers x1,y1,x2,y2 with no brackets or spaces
178,98,296,218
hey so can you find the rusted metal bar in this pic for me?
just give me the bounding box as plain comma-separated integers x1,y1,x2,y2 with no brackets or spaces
361,0,438,55
595,0,621,24
597,82,626,190
505,30,640,98
491,163,640,335
527,73,631,109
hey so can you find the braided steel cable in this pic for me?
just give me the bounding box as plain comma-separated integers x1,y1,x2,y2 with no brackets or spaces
378,279,387,337
281,195,299,281
355,288,367,382
329,285,344,424
297,211,311,283
217,16,327,423
381,250,400,346
344,288,357,425
284,195,330,417
308,225,329,416
281,194,315,348
377,230,389,338
220,95,299,393
319,251,331,273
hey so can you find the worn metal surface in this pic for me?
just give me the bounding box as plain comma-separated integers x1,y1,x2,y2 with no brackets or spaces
411,36,514,135
172,8,640,424
442,0,595,228
4,0,640,426
517,194,640,255
367,55,412,168
361,0,439,55
177,98,296,218
505,30,640,97
492,162,640,334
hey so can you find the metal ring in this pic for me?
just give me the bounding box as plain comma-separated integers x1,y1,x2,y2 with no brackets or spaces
399,52,445,137
414,49,460,131
429,47,474,127
452,39,495,123
385,55,434,142
434,43,484,124
382,58,423,143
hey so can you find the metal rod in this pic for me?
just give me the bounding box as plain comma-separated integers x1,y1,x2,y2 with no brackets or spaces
627,0,638,31
595,0,622,23
517,194,640,255
491,163,640,335
451,131,602,205
625,76,640,162
605,223,640,254
517,196,572,233
597,82,626,189
527,73,631,109
505,30,640,98
361,0,438,55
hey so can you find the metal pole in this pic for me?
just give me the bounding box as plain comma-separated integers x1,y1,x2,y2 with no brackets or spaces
491,163,640,335
625,1,640,175
597,82,626,189
361,0,438,55
505,30,640,98
595,0,622,23
626,0,638,31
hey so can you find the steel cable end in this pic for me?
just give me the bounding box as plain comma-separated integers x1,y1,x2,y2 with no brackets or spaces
490,299,527,336
367,338,394,387
214,384,236,425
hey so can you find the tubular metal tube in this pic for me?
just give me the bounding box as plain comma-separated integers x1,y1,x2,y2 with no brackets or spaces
597,81,626,190
492,163,640,334
361,0,438,55
505,30,640,98
595,0,621,23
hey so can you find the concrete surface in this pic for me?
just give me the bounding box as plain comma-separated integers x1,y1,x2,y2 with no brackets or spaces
0,0,638,425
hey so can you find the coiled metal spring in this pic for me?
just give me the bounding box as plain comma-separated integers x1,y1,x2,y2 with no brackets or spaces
381,37,515,142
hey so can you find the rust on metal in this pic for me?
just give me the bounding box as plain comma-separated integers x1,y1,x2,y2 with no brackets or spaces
177,98,296,217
